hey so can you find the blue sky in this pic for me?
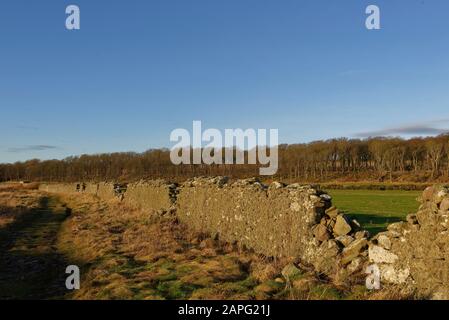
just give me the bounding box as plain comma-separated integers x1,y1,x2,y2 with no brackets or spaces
1,0,449,163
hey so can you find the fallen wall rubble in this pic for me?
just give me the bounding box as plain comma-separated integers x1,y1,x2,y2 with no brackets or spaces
368,185,449,299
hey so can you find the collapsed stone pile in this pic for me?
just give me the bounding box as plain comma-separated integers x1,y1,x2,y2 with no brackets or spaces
308,205,370,280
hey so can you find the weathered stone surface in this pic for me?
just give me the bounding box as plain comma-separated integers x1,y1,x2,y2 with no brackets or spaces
341,238,368,265
325,206,339,218
435,189,448,204
270,181,285,189
320,217,328,225
290,202,301,212
406,214,418,225
380,265,410,284
347,257,363,274
381,188,449,298
368,245,398,264
326,219,336,230
422,186,437,201
313,240,340,275
385,230,401,238
376,234,392,250
387,222,406,233
313,224,330,242
355,230,370,240
333,215,352,236
335,235,354,247
180,183,449,298
422,186,448,204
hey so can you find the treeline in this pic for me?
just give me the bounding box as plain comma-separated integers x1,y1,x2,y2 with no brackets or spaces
1,135,449,183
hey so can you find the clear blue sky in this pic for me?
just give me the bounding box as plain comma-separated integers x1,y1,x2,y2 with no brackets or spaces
1,0,449,163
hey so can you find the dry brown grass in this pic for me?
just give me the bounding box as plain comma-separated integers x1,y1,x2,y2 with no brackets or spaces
0,182,40,192
366,285,416,300
0,189,43,227
55,193,279,299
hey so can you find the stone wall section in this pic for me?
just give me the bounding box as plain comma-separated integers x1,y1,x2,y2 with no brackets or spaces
38,179,449,297
368,185,449,299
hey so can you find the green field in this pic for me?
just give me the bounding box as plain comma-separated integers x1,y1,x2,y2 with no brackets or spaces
328,189,421,235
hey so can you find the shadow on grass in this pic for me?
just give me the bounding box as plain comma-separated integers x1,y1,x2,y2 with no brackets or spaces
0,196,71,299
345,213,404,236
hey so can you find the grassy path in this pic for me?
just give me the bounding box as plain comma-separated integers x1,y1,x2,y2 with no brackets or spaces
0,196,71,299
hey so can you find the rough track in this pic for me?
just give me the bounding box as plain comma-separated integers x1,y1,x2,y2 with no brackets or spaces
0,196,71,299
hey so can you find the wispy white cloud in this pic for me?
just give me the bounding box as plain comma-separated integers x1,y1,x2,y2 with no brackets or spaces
7,145,61,153
355,119,449,138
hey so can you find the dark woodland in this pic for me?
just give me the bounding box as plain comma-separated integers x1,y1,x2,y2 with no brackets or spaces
2,135,449,183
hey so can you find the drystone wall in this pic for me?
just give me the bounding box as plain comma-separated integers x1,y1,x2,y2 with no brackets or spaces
39,182,94,195
38,178,369,280
38,179,449,297
39,181,167,211
176,177,369,280
122,180,176,212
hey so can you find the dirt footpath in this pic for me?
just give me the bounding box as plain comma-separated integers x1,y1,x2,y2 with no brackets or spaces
0,195,71,299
